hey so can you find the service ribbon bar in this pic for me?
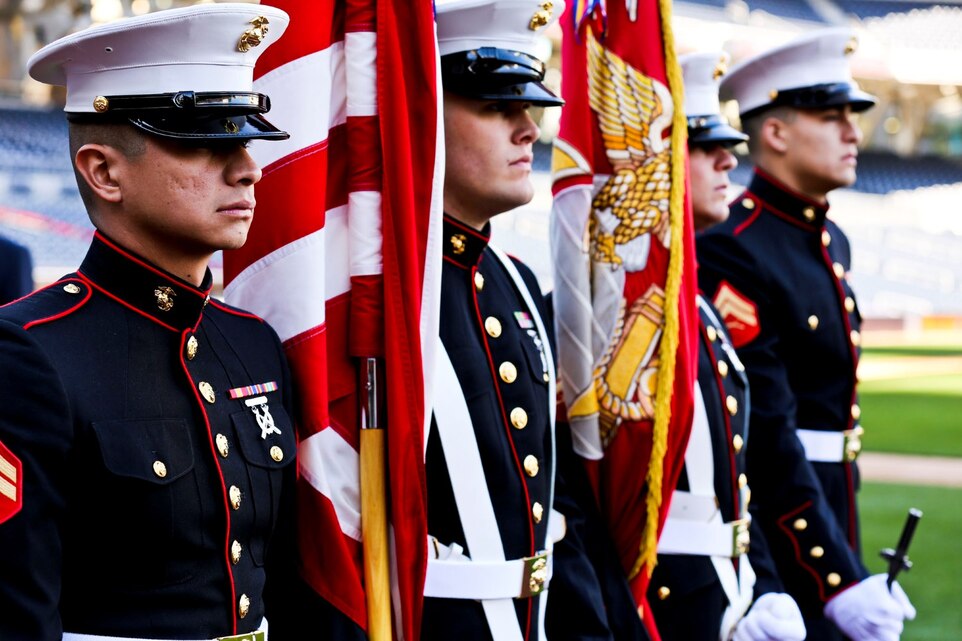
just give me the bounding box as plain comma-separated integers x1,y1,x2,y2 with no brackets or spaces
228,381,278,399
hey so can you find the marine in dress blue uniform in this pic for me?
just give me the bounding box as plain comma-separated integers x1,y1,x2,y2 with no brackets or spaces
423,2,634,639
695,30,915,641
0,6,355,640
647,51,804,641
0,234,33,304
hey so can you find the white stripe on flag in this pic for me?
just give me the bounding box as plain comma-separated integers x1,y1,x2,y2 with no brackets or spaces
299,428,361,541
222,205,351,343
345,31,378,118
348,191,383,277
250,42,347,170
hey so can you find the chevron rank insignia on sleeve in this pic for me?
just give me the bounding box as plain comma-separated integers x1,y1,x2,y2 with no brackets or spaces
712,281,760,348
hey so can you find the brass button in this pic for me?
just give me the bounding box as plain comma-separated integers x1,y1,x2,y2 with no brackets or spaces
484,317,502,338
499,362,518,384
834,262,845,279
845,296,855,313
741,198,755,210
808,315,819,330
717,360,729,378
732,434,744,453
851,404,861,420
474,272,485,291
523,455,539,477
231,540,243,564
270,446,284,462
827,572,841,587
198,381,216,404
706,326,718,342
810,546,825,559
229,485,242,510
822,230,832,247
152,460,167,478
63,283,81,294
769,88,779,100
450,233,466,255
850,330,861,346
215,433,229,458
510,407,528,429
93,95,109,112
793,518,808,531
803,207,816,222
238,593,250,618
726,395,738,416
186,335,198,360
738,473,747,488
532,501,544,523
657,586,671,600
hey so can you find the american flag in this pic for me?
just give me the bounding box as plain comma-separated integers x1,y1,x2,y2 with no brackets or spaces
550,0,698,636
222,2,443,639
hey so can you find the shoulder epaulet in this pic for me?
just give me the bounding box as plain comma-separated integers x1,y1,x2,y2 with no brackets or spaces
0,277,91,330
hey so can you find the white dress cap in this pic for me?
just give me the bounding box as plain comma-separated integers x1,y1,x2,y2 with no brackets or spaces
28,3,289,115
436,0,563,61
680,50,747,146
719,28,876,118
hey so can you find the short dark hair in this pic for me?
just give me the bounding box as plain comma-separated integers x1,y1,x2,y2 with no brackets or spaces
740,106,797,156
67,122,147,213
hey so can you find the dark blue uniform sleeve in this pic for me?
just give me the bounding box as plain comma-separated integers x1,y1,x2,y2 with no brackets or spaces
697,233,867,604
0,320,72,641
547,422,649,641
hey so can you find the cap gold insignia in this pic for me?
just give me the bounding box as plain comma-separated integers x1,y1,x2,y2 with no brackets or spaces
712,59,727,81
92,96,109,112
237,16,270,53
529,1,554,30
223,119,240,134
450,233,467,255
844,37,858,55
154,285,176,312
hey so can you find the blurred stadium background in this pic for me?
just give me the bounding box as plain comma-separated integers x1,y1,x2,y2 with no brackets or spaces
5,0,962,328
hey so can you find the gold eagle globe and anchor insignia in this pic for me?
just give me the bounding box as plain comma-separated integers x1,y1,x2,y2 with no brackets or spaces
154,286,176,312
237,16,270,53
586,29,674,273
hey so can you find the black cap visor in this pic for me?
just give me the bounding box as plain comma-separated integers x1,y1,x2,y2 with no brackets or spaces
441,47,563,107
687,115,748,147
741,82,877,120
66,91,289,141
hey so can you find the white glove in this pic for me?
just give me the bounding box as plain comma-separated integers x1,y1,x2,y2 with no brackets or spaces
733,592,806,641
824,573,916,641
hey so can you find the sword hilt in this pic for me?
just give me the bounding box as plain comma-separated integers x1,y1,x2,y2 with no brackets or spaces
880,508,922,590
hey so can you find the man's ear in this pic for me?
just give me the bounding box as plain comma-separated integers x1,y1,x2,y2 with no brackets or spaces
74,144,125,204
760,115,790,155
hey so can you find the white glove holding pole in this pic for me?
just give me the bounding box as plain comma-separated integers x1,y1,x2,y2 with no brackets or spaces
732,592,806,641
823,573,916,641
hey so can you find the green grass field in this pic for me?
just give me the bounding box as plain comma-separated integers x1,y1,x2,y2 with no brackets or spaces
859,346,962,456
860,482,962,641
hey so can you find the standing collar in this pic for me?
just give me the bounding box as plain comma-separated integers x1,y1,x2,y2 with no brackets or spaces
747,168,830,229
78,232,214,332
442,214,491,269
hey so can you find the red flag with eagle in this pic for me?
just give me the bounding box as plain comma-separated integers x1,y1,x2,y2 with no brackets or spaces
222,1,443,639
549,0,698,634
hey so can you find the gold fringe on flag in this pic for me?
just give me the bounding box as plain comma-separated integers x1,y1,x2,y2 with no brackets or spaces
630,0,689,581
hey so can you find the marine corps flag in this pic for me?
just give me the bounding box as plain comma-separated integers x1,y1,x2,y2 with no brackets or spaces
550,0,698,631
223,1,443,640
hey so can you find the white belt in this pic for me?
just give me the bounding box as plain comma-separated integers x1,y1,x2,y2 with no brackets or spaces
425,511,567,600
63,619,267,641
658,517,750,558
797,427,864,463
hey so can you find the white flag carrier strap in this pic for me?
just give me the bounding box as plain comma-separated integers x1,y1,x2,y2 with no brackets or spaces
489,244,558,640
63,619,267,641
429,341,524,641
657,386,754,639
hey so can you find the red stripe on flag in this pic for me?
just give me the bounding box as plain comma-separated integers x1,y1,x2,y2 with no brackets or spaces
254,1,344,79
